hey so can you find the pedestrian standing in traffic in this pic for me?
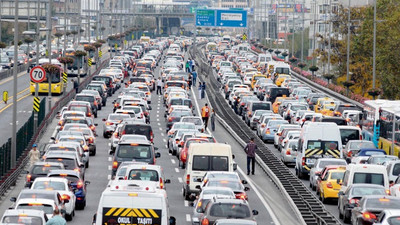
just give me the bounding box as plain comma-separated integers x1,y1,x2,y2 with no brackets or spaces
191,59,196,72
210,109,216,131
244,138,257,175
201,82,206,99
72,79,78,94
188,59,193,73
185,60,190,73
156,77,163,95
201,103,211,130
198,82,202,98
46,208,66,225
28,144,40,167
192,70,197,86
188,73,192,89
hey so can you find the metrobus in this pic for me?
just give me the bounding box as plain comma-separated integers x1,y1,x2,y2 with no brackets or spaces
65,47,87,77
361,100,400,149
376,105,400,156
30,58,64,95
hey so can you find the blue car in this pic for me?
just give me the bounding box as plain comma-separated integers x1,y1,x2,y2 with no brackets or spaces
260,120,289,142
47,169,90,210
357,148,386,156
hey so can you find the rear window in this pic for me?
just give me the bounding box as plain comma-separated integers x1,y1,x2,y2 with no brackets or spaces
192,156,228,171
32,165,62,175
32,181,66,191
321,118,347,125
351,186,386,195
48,174,79,183
123,125,151,139
210,203,250,218
252,103,270,111
117,145,151,159
17,204,53,215
2,215,43,225
365,198,400,209
93,76,111,84
46,158,76,169
393,164,400,176
353,173,384,186
128,169,158,181
340,129,360,145
181,118,202,125
387,217,400,225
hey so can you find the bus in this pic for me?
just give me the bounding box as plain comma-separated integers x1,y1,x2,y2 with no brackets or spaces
376,105,400,156
30,58,64,95
65,47,87,77
140,36,150,44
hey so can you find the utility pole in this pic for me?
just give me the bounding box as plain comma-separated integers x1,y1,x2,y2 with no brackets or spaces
372,0,377,95
11,0,19,168
63,0,67,57
47,0,52,111
327,0,332,76
346,0,351,96
312,0,317,67
291,0,295,58
34,0,40,133
77,0,82,87
301,0,305,63
284,3,288,58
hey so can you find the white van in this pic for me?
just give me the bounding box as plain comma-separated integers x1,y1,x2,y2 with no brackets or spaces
183,143,236,200
295,122,343,178
338,125,362,148
274,62,291,75
94,182,176,225
340,164,389,194
257,54,272,64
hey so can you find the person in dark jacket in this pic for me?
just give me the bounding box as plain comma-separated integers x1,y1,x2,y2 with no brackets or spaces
201,82,206,99
244,138,257,175
73,79,79,94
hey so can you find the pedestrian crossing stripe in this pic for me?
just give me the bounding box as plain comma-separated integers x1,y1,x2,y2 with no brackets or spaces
33,97,40,112
88,58,92,67
104,208,159,218
99,50,102,58
62,72,68,83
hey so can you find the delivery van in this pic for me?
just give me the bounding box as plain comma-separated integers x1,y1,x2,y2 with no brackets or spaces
183,143,236,200
94,182,176,225
295,122,343,179
339,164,389,194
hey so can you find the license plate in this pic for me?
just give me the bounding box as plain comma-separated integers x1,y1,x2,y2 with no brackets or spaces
306,158,316,164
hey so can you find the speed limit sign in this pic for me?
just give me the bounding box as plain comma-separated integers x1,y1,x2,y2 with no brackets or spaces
30,66,46,83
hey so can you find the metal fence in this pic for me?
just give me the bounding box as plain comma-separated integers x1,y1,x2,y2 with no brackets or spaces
0,97,46,179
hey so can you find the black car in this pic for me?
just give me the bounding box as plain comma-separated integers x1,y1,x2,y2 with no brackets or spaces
25,162,65,188
119,121,154,143
338,184,387,223
92,76,115,95
351,195,400,225
266,87,290,103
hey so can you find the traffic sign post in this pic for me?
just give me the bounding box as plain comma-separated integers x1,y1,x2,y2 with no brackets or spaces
30,66,46,133
216,9,247,27
196,9,216,27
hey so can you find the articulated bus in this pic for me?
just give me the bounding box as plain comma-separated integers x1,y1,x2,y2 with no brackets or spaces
65,47,87,77
30,58,64,95
376,105,400,156
362,100,400,155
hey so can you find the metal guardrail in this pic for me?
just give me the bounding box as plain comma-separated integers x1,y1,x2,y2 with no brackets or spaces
0,64,29,81
0,58,109,201
190,45,341,225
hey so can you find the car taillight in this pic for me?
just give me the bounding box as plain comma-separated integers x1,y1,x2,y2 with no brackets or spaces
248,112,252,117
347,151,352,157
261,123,266,128
160,178,164,189
106,122,114,126
362,212,377,221
140,113,144,118
114,132,118,138
150,131,153,143
87,112,91,117
26,174,31,183
201,218,209,225
326,182,333,189
182,151,187,161
286,149,291,155
114,103,119,107
77,181,83,189
168,117,174,122
186,174,190,184
61,194,70,200
60,126,64,130
349,198,359,204
302,157,306,166
112,161,118,169
386,189,391,195
58,121,63,126
74,168,80,172
88,137,94,143
265,128,270,134
235,192,247,200
90,125,95,131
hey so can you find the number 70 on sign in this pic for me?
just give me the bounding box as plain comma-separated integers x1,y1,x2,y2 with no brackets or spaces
30,66,46,83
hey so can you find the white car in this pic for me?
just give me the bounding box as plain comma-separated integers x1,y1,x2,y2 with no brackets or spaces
15,198,57,219
31,177,76,221
374,209,400,225
1,209,47,225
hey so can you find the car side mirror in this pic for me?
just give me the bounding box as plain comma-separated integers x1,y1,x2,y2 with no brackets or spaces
178,144,182,148
252,210,259,215
232,154,235,159
155,152,161,158
195,185,201,189
94,124,98,126
154,147,159,151
165,179,171,184
196,178,203,182
244,187,250,191
102,118,106,121
64,199,69,204
338,191,344,196
21,170,29,174
233,163,237,171
60,209,66,214
10,197,16,202
50,136,55,140
241,180,248,184
346,158,352,164
79,164,85,168
169,216,176,225
148,106,152,110
85,181,90,185
337,179,341,184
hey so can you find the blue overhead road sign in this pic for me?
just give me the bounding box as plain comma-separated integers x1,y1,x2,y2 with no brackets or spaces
216,9,247,27
196,9,216,27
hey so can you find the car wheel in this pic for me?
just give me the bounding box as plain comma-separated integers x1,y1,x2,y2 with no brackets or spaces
103,132,108,138
339,206,344,219
65,213,73,221
86,161,89,168
321,192,327,203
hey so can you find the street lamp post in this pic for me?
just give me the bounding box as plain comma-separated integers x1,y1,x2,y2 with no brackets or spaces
346,0,351,96
11,0,19,168
372,0,377,98
47,0,52,111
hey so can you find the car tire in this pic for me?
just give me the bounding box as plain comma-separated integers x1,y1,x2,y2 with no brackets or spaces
339,207,344,219
86,161,89,168
65,213,73,221
103,132,108,138
91,147,96,156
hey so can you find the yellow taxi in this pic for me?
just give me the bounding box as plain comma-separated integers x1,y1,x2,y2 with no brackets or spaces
314,97,334,113
272,97,293,114
251,74,268,90
275,74,291,87
320,102,337,116
318,168,345,203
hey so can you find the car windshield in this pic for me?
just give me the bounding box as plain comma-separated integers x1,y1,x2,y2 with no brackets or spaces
192,156,228,171
32,165,62,175
49,174,79,183
351,186,386,196
117,145,151,159
365,198,400,209
75,96,94,102
353,173,384,186
207,180,242,190
370,156,398,164
210,203,250,218
330,171,344,180
32,181,66,191
128,169,159,181
16,204,53,215
318,160,346,168
46,158,75,169
109,114,130,121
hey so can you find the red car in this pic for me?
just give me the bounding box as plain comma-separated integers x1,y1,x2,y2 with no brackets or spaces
179,138,209,169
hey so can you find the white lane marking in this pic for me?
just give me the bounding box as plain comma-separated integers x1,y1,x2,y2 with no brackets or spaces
108,165,112,171
157,118,159,121
107,175,112,180
186,214,191,222
237,166,282,225
159,127,162,131
178,177,183,183
157,111,159,113
171,159,176,164
175,168,179,173
161,133,164,136
157,123,161,126
184,200,189,207
108,157,112,162
157,114,159,117
163,138,167,142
